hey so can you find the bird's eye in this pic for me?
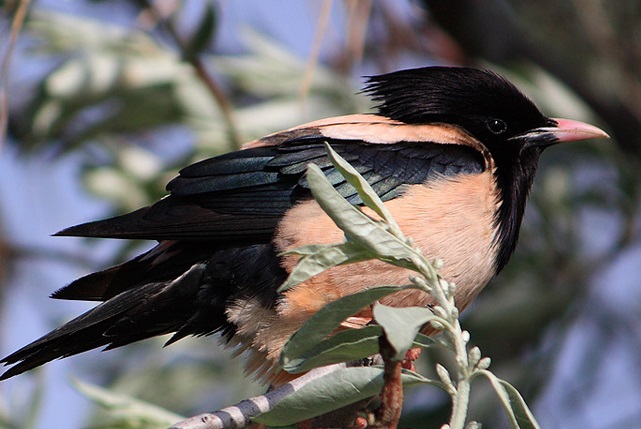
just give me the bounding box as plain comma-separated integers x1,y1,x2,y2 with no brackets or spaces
486,118,507,135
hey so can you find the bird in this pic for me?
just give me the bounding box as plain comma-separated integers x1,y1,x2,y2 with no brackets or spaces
1,66,608,383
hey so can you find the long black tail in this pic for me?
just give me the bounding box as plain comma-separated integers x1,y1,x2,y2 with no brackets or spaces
1,242,285,380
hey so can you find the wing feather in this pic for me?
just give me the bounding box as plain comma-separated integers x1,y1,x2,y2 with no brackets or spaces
57,125,486,242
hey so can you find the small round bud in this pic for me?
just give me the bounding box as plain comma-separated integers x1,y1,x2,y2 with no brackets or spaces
433,306,448,319
477,357,491,370
436,363,452,386
430,320,445,330
469,346,481,366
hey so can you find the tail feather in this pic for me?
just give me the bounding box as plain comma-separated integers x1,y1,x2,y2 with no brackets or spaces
51,241,210,302
1,242,286,380
0,263,214,380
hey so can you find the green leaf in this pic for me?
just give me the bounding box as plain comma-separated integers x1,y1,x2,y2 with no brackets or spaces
184,2,217,60
306,163,419,270
28,55,186,151
254,367,438,426
20,11,226,154
278,240,373,292
283,325,383,373
498,379,542,429
280,286,414,370
72,379,185,427
372,304,437,361
413,332,436,349
323,143,399,229
281,243,333,256
283,325,437,374
477,370,541,429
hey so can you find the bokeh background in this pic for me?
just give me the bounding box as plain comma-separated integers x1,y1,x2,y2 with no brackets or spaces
1,1,640,428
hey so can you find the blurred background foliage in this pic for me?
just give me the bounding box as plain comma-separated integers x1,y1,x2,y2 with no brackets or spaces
0,1,640,428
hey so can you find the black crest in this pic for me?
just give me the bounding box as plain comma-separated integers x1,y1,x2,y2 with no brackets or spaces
363,66,547,145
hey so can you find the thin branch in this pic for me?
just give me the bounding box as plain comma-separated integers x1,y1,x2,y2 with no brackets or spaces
3,240,101,271
135,0,242,149
167,363,346,429
0,0,31,150
372,336,403,429
340,0,371,73
299,0,333,116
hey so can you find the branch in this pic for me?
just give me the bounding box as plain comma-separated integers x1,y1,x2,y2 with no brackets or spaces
372,336,403,429
167,363,346,429
0,0,31,149
135,0,241,148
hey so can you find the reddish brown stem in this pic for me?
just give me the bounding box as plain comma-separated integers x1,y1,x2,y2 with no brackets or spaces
373,336,403,429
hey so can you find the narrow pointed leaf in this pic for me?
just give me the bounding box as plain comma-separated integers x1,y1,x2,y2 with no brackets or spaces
305,163,419,270
72,379,185,425
253,367,439,426
184,2,217,59
283,326,437,374
278,241,373,292
477,370,541,429
281,243,334,256
280,286,414,369
283,325,383,373
498,379,542,429
413,333,436,349
323,142,401,233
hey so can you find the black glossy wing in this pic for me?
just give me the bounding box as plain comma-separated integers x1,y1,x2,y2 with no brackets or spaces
57,137,485,241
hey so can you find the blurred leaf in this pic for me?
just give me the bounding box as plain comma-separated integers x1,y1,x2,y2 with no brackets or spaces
73,379,185,429
19,11,218,153
0,371,45,429
83,143,167,211
27,10,159,55
183,2,217,60
213,29,342,98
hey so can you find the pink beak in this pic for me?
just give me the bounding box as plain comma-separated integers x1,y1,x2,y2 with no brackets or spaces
516,117,609,148
550,118,610,143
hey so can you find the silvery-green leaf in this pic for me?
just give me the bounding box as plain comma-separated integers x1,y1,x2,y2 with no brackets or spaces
323,142,402,234
477,370,542,429
254,367,438,426
283,326,436,374
72,379,184,427
280,286,414,369
306,164,419,270
282,325,383,373
278,240,373,292
372,304,437,361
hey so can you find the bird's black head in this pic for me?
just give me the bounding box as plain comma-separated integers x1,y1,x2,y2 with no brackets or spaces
364,66,608,272
364,66,607,166
364,66,553,156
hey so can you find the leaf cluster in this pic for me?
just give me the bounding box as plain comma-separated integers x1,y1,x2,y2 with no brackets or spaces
250,146,541,428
